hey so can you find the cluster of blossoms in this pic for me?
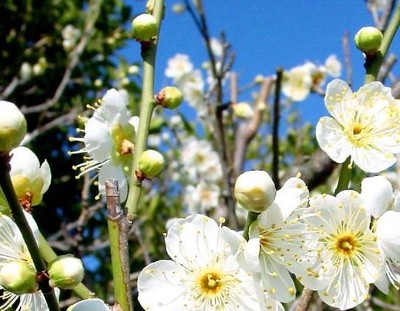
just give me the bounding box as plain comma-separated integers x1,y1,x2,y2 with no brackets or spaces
281,55,341,101
137,78,400,310
61,24,81,52
0,101,86,310
181,138,222,215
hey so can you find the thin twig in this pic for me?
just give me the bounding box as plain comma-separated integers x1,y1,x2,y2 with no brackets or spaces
272,68,283,188
295,287,314,311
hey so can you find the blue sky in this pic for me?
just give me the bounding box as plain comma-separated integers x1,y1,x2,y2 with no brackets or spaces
131,1,399,125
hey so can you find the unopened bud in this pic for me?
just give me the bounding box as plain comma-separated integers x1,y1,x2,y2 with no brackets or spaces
156,86,183,109
0,261,37,295
48,255,84,289
232,102,254,119
132,14,158,42
355,26,383,55
67,298,110,311
234,170,276,213
138,149,165,178
0,101,27,154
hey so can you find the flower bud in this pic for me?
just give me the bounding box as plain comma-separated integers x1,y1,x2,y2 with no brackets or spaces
138,149,165,178
67,298,110,311
131,14,158,42
234,170,276,213
0,261,37,294
354,26,383,54
0,101,27,154
156,86,184,109
48,255,84,289
232,102,254,119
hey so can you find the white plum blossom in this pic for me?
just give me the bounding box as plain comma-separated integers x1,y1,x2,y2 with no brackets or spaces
181,138,222,182
316,79,400,173
184,182,220,214
10,146,51,207
0,213,51,311
70,89,137,201
138,214,283,311
61,24,81,51
165,54,194,81
361,175,400,293
324,54,342,78
304,190,383,310
246,177,324,302
281,65,312,102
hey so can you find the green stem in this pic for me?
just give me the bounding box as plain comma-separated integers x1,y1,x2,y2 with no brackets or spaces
106,180,132,311
126,0,164,221
242,211,259,241
334,158,352,195
365,2,400,83
0,155,60,311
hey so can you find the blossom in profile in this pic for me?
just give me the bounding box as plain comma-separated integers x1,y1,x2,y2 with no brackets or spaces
316,79,400,173
246,176,325,302
165,54,194,81
138,214,283,310
10,146,51,208
361,175,400,293
0,213,51,310
281,65,312,102
70,89,137,201
304,190,383,310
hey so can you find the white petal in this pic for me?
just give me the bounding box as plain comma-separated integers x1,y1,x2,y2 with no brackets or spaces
274,177,309,219
376,211,400,259
361,176,393,217
39,160,52,194
352,146,397,173
316,117,351,164
259,253,296,303
324,79,353,124
318,261,369,310
84,117,112,162
67,299,109,311
137,260,187,311
10,147,40,180
99,89,129,124
374,267,390,294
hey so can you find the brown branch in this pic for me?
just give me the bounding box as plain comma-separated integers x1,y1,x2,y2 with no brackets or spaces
233,77,273,175
295,287,314,311
20,0,101,114
377,53,397,82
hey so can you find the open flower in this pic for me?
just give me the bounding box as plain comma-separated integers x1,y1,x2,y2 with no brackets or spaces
282,65,312,102
70,89,137,201
316,79,400,173
361,175,400,293
138,214,283,310
0,213,51,311
246,176,325,303
304,190,383,310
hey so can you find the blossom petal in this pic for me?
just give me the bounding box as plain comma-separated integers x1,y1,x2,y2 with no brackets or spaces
138,260,187,311
376,211,400,259
316,117,351,164
361,176,393,217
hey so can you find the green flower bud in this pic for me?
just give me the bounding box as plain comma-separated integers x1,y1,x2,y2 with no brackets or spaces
156,86,184,109
0,261,37,295
48,255,84,289
0,101,27,154
138,149,165,178
234,170,276,213
354,26,383,54
131,14,158,42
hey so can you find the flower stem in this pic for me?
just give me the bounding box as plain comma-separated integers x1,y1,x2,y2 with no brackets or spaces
334,158,352,195
126,0,164,221
0,155,60,311
242,211,259,241
365,2,400,83
106,180,132,311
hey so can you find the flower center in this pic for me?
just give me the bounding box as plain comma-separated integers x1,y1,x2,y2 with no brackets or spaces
110,123,135,163
352,123,363,135
199,272,222,294
334,234,358,256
